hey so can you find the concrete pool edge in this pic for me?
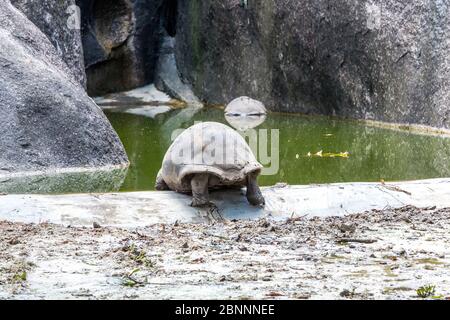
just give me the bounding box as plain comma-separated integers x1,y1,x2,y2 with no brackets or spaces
0,163,130,180
0,178,449,227
358,119,450,138
0,164,130,194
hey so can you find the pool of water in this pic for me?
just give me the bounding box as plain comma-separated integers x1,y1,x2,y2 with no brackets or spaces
105,107,450,192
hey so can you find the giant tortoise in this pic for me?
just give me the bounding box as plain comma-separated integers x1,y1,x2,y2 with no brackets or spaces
156,122,265,207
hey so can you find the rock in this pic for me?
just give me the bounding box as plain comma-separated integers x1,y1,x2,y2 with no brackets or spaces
338,223,356,233
77,0,165,96
155,35,203,107
93,222,102,229
8,238,20,245
176,0,450,129
0,2,128,175
340,289,355,298
11,0,86,87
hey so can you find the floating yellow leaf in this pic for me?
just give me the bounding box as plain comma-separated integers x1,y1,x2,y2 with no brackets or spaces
322,151,349,158
306,151,350,158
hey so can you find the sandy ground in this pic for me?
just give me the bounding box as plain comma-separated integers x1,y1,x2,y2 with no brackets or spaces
1,205,450,300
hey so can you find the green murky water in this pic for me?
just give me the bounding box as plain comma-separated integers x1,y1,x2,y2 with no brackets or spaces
105,107,450,192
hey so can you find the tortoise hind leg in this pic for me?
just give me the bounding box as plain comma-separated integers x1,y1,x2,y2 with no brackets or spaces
155,170,170,190
190,173,210,207
246,172,265,206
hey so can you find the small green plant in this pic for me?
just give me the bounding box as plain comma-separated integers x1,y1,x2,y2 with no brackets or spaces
416,285,436,298
12,271,27,283
133,250,154,268
126,243,154,268
122,268,145,287
122,278,138,287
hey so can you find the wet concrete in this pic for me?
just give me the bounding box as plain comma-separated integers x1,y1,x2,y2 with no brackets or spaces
1,179,449,227
0,166,128,194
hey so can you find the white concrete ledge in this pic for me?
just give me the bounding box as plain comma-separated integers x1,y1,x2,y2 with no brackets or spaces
1,179,449,227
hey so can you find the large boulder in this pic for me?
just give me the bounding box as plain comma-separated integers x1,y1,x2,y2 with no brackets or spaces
77,0,166,96
10,0,86,88
176,0,450,129
0,1,129,175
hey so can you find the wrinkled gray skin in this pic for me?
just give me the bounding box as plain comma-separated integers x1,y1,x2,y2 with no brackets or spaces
156,171,265,207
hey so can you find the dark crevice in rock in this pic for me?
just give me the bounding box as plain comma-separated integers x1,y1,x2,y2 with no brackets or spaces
162,0,178,37
395,51,411,64
78,0,164,96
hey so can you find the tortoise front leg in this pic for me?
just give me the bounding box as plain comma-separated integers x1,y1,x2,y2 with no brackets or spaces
155,170,170,190
190,173,210,207
246,172,265,206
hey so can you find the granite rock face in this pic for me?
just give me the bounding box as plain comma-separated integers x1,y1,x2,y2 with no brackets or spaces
77,0,166,96
176,0,450,128
11,0,87,88
0,1,129,175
